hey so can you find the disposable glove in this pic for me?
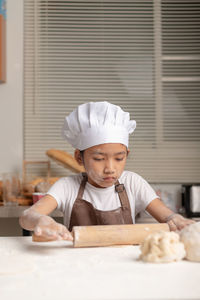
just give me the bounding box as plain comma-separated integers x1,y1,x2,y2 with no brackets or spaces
165,213,195,231
34,214,73,241
20,209,73,241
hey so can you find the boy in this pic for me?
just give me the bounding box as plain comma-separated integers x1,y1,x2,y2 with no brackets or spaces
19,101,194,241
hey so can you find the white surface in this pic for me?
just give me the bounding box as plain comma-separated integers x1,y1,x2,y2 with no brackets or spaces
0,237,199,300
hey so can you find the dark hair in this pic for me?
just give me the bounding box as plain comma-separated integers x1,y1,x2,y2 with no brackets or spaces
80,148,128,157
80,150,85,158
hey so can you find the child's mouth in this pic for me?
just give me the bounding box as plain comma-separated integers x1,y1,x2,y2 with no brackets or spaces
103,177,116,182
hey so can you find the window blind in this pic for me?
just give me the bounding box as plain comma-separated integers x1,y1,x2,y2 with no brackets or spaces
24,0,200,183
161,0,200,182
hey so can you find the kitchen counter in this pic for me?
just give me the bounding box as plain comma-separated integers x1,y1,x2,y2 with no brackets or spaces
0,206,63,236
0,205,63,218
0,237,199,300
0,206,158,222
0,206,160,223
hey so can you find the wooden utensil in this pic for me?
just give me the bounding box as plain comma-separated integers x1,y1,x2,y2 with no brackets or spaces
32,223,169,248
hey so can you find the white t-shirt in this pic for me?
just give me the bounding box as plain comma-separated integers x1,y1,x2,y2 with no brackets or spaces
47,170,158,228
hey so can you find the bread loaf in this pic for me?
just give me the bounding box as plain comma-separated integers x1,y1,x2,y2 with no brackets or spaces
17,197,33,206
23,177,59,194
46,149,85,173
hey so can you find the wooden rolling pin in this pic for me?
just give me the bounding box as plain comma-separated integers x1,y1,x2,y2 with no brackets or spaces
32,223,169,248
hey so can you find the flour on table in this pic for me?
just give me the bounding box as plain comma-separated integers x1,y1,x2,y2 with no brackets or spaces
180,222,200,262
0,255,35,275
140,231,185,263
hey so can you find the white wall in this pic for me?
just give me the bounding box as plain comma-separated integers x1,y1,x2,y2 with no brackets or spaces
0,0,23,176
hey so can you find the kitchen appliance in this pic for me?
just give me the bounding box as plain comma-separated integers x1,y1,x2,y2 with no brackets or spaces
182,184,200,218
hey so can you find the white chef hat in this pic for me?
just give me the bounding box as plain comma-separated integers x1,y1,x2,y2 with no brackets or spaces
62,101,136,150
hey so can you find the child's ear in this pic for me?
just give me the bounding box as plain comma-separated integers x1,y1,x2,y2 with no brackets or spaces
127,148,130,157
74,149,83,165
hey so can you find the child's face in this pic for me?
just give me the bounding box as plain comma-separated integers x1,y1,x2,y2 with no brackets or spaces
76,143,129,188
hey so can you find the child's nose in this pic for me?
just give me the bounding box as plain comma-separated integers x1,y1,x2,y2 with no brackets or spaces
104,159,114,173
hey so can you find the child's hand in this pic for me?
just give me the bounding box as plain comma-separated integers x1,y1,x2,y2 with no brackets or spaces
166,213,195,231
34,215,73,241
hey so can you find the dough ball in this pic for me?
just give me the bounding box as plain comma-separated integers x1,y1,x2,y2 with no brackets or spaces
140,231,186,263
180,222,200,262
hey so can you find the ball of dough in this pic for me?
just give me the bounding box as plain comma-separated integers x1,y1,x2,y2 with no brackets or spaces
180,222,200,262
140,231,186,263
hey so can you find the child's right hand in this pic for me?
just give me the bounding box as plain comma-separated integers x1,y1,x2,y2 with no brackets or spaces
34,215,73,241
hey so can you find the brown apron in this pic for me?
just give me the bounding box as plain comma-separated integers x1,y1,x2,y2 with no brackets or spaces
69,173,133,231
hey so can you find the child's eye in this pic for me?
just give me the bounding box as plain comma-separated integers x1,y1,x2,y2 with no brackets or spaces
93,157,104,161
115,157,124,161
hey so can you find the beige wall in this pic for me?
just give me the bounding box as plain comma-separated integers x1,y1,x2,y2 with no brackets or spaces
0,0,23,236
0,0,23,176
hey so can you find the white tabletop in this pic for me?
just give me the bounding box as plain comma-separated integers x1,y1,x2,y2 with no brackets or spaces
0,237,199,300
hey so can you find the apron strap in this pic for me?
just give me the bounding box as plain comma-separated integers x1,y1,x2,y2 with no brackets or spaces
76,173,88,199
115,181,133,224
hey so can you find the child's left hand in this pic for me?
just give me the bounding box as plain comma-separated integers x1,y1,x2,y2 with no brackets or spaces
166,213,195,231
